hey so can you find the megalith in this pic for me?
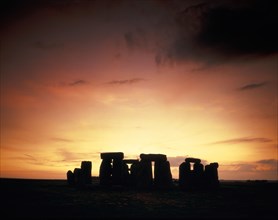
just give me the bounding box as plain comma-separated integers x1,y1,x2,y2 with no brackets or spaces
67,170,74,186
204,162,219,189
179,157,204,189
137,153,173,189
99,152,125,186
81,161,92,184
74,168,85,188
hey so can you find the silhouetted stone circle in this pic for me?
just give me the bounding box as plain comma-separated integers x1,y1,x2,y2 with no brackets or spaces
66,153,219,191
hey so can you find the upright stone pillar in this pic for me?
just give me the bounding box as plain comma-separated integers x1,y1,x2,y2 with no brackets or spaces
81,161,92,184
74,168,85,188
204,162,219,189
130,160,140,186
99,152,124,186
67,170,74,186
123,159,139,186
137,160,152,189
154,160,173,189
99,159,112,186
137,153,173,189
179,161,190,189
112,158,123,185
193,161,204,188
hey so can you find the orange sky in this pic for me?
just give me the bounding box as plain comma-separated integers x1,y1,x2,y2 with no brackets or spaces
1,0,277,180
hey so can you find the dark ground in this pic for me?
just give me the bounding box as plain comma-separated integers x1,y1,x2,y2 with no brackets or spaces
1,178,277,219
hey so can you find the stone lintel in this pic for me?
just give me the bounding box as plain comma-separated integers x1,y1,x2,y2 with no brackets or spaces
185,157,201,163
140,153,167,161
100,152,124,160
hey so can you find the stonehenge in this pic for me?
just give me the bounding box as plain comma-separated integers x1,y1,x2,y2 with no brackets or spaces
99,152,125,186
66,161,92,187
138,153,172,189
179,158,219,190
98,152,173,189
66,153,219,191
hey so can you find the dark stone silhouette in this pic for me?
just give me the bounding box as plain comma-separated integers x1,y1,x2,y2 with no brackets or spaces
185,157,201,163
136,160,153,189
179,158,219,190
112,158,123,185
65,152,219,191
204,162,220,189
194,160,204,188
130,160,140,186
99,152,125,186
66,161,92,188
100,152,124,160
137,153,173,189
67,170,74,186
122,159,139,186
74,168,85,188
81,161,92,184
179,161,191,189
99,158,112,186
140,153,167,161
154,160,173,189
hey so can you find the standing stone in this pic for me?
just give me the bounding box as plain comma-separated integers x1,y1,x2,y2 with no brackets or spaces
112,158,123,185
81,161,92,184
100,152,125,186
193,161,204,188
137,160,152,189
74,168,85,188
179,161,191,189
204,163,219,189
210,162,219,189
99,159,112,186
154,160,173,189
121,161,130,185
67,170,74,186
130,161,140,186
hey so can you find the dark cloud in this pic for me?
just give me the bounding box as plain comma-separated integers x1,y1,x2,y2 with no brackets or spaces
211,137,272,145
69,80,88,86
221,159,278,172
239,82,267,91
106,78,146,85
256,159,277,165
33,41,64,50
162,0,278,65
198,1,277,53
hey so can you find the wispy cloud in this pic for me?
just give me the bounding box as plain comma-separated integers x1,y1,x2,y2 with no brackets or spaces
106,78,146,85
24,154,37,161
221,159,278,172
211,137,272,145
69,80,88,86
256,159,277,165
51,137,74,142
239,82,267,91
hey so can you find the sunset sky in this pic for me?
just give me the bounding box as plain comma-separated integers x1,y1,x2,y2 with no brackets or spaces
1,0,277,180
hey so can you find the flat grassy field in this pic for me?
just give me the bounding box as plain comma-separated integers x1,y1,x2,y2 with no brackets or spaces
1,178,277,219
